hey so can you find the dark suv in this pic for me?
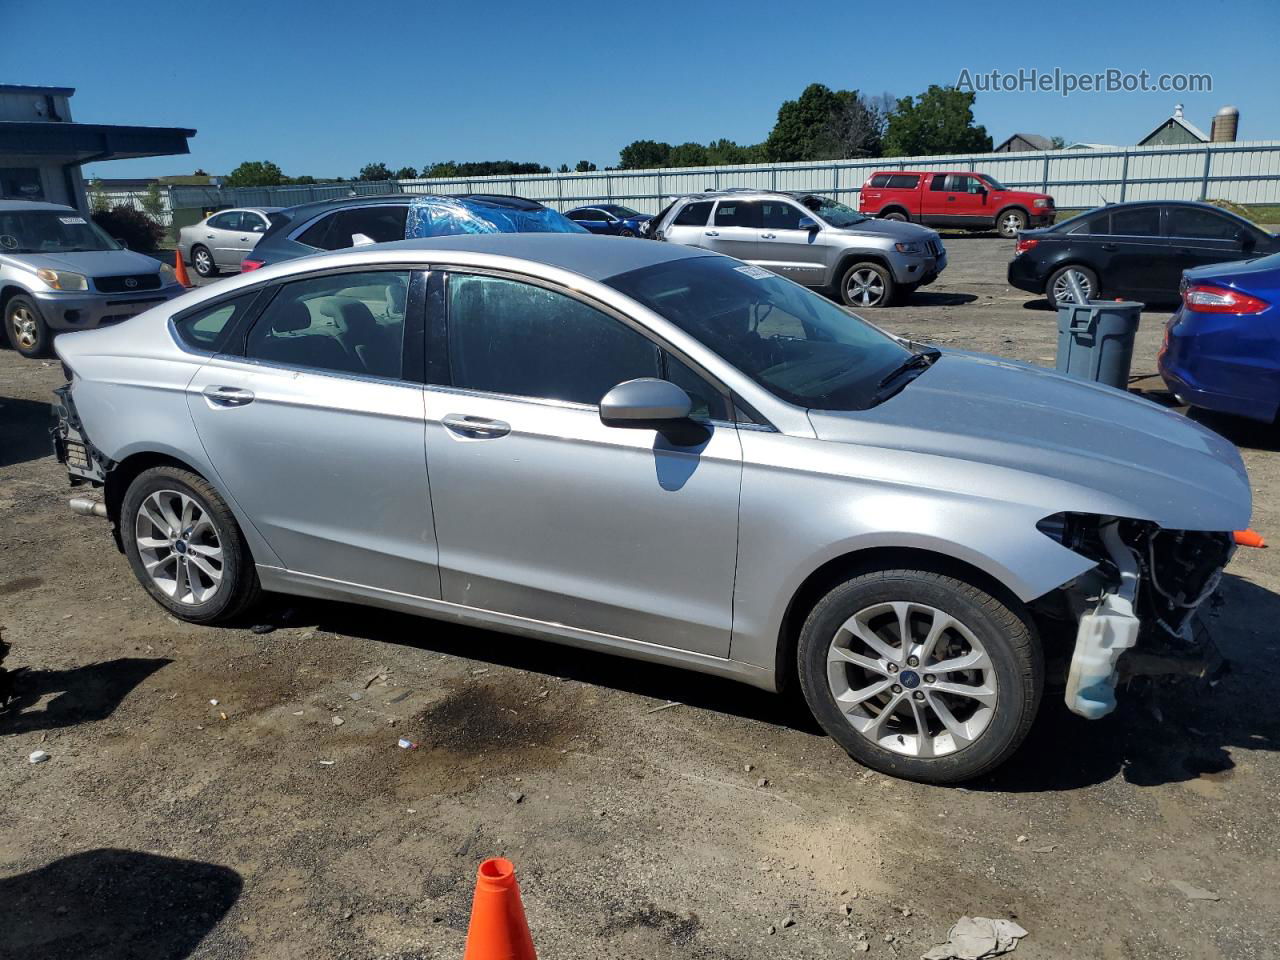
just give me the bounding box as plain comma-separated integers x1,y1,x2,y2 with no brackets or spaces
243,194,581,271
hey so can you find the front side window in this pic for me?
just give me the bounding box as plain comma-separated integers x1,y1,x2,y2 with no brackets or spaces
0,210,120,254
444,274,660,405
174,292,258,352
713,200,759,229
600,205,642,218
245,270,410,378
761,201,805,230
298,206,408,251
1167,207,1241,241
672,200,712,226
606,255,915,411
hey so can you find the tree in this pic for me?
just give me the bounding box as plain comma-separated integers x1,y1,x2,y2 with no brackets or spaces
358,162,393,181
668,142,709,167
394,166,418,180
557,163,570,173
1050,135,1067,149
764,83,844,161
617,140,672,170
224,161,284,188
818,90,886,159
140,182,166,222
574,160,597,172
87,178,110,214
883,86,992,157
704,139,763,166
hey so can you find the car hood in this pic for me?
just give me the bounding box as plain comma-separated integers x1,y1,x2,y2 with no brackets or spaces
827,218,939,244
807,350,1251,532
5,249,164,277
624,214,653,224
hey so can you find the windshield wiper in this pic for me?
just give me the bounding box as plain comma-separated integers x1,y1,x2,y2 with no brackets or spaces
876,348,940,389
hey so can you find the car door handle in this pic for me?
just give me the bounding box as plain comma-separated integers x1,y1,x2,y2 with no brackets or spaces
202,385,255,407
947,196,956,201
704,230,720,237
1101,243,1118,251
761,232,777,239
205,234,215,238
442,414,510,439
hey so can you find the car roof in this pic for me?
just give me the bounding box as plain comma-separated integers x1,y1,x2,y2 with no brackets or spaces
371,232,712,281
0,199,78,213
277,193,545,219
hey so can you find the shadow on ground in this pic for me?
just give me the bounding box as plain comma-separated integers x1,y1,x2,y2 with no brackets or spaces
0,849,241,960
0,657,170,735
0,396,54,468
900,291,977,307
973,573,1280,792
242,597,823,737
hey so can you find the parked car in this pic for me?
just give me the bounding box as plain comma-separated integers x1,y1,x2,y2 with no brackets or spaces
243,193,584,271
0,199,185,358
1008,201,1280,305
178,207,282,278
859,171,1055,238
565,204,652,236
52,234,1249,784
649,190,946,308
1159,251,1280,422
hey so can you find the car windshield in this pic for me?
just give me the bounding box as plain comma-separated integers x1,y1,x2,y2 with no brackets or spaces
0,210,121,254
980,175,1008,190
606,255,919,410
800,196,868,228
600,205,641,217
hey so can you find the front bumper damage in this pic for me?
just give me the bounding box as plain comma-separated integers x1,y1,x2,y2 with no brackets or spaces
1043,515,1233,719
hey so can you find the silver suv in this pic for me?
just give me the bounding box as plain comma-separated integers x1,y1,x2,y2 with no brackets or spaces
1,200,185,358
650,190,946,308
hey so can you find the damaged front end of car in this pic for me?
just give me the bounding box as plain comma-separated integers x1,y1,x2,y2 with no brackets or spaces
1034,513,1234,719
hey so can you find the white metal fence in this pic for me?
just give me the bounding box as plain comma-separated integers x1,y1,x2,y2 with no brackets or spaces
144,139,1280,224
92,187,175,226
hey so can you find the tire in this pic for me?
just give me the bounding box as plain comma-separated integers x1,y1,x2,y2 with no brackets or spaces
4,294,52,359
1046,264,1099,305
190,245,218,278
121,466,260,624
997,209,1027,239
617,228,636,238
839,261,895,309
797,568,1043,784
880,210,908,223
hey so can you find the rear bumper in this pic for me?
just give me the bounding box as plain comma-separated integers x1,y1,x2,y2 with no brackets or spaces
34,284,184,332
1006,254,1046,294
1158,307,1280,422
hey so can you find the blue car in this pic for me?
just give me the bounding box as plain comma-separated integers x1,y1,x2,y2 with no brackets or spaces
1159,251,1280,422
565,204,652,237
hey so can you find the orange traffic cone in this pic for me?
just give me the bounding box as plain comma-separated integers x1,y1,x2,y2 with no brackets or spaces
173,249,192,288
462,858,537,960
1234,529,1267,548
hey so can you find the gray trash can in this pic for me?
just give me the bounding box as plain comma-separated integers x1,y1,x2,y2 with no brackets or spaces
1055,299,1143,390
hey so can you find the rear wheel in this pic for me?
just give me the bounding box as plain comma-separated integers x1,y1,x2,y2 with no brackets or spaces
839,262,894,309
797,568,1042,783
997,209,1028,239
190,245,218,278
121,466,260,623
880,210,908,223
5,294,51,359
1047,264,1099,304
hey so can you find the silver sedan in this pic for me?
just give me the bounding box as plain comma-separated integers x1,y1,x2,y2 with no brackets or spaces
177,206,282,277
51,234,1251,783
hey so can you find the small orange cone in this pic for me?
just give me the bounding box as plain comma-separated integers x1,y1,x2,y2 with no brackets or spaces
463,858,537,960
1233,529,1267,548
173,249,192,288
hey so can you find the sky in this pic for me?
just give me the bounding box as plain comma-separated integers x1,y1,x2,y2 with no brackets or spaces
7,0,1279,180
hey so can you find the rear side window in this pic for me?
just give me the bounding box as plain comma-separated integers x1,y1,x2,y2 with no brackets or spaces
713,200,759,228
297,206,408,251
443,273,660,405
1167,207,1240,241
1110,207,1160,236
244,213,268,233
929,174,949,191
886,174,920,189
672,200,713,226
174,292,258,352
868,174,892,188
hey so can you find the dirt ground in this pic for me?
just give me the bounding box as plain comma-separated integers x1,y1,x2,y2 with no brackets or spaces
2,235,1278,960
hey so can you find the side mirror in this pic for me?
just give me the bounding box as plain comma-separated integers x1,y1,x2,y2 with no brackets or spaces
1238,229,1256,252
798,216,819,231
113,237,129,249
599,378,691,427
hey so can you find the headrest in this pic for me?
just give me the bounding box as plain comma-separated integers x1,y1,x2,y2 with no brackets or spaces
335,299,377,337
271,300,312,333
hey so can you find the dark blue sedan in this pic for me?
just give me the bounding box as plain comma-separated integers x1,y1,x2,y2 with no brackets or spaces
1159,251,1280,422
565,204,652,237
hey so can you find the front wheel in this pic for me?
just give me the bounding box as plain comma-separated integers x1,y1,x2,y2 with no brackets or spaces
190,245,218,278
797,569,1042,784
5,294,51,359
839,262,895,309
997,209,1027,239
122,466,260,623
617,228,636,238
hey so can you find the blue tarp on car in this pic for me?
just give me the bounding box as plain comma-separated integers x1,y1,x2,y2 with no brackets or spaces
404,196,586,238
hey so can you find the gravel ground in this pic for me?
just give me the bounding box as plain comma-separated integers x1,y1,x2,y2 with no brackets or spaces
2,235,1278,960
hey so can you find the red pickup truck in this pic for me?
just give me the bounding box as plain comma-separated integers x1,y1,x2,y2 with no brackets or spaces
858,171,1055,238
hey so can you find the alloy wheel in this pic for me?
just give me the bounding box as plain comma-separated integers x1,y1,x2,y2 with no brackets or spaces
826,601,998,758
1000,214,1024,237
846,269,886,307
9,305,38,350
193,248,213,275
1052,269,1093,302
135,489,224,605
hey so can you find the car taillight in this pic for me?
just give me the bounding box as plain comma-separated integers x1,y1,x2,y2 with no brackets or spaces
1015,237,1039,254
1182,283,1269,315
241,259,264,272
